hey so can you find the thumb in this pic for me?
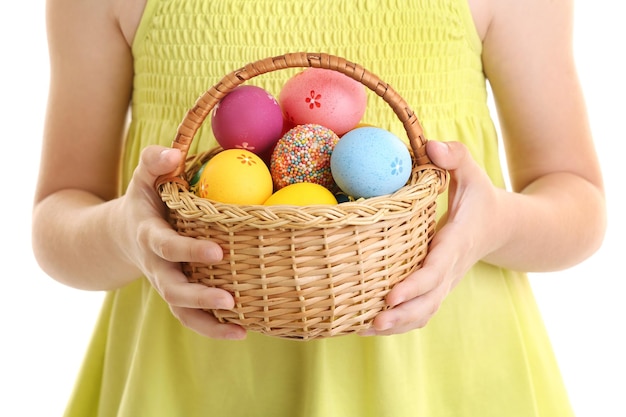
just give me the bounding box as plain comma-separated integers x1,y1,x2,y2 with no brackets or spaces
136,145,182,186
425,140,471,172
426,140,487,194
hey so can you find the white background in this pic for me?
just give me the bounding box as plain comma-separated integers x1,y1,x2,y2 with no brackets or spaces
0,1,624,416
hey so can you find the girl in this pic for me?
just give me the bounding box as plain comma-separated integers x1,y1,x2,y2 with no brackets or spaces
33,0,606,415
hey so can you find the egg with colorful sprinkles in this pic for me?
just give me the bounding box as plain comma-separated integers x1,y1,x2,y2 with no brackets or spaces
270,124,340,190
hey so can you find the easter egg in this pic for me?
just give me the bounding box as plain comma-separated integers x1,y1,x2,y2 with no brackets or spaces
197,149,273,204
211,85,284,155
189,161,207,189
264,183,338,206
330,127,412,199
270,124,340,190
334,191,353,203
279,68,367,136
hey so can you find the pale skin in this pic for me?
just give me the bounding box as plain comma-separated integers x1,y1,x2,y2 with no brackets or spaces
33,0,606,339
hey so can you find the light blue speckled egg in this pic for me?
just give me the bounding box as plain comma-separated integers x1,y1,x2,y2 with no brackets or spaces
330,127,412,199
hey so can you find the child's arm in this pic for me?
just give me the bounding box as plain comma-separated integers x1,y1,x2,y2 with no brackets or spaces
366,0,606,336
32,0,245,340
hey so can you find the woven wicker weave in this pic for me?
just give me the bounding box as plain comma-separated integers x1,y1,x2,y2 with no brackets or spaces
155,52,447,340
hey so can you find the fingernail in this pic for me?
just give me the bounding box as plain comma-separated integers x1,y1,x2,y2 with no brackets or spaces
160,148,174,157
225,329,247,340
359,328,377,337
216,298,234,310
430,140,448,153
160,148,180,161
204,246,223,262
387,295,404,309
385,287,406,307
377,320,393,332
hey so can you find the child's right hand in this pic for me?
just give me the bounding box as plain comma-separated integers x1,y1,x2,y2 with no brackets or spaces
121,145,246,340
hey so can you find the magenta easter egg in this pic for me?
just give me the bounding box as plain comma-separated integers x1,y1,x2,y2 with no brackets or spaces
270,124,340,190
211,85,284,155
279,68,367,136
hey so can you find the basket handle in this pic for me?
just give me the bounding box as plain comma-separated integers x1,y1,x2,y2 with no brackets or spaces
155,52,443,190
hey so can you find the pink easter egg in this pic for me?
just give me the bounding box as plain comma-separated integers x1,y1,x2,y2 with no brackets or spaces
211,85,284,155
279,68,367,136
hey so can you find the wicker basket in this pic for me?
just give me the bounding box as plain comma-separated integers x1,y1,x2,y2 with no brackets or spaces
155,52,448,340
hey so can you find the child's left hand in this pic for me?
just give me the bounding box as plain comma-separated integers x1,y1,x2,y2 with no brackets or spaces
361,140,499,336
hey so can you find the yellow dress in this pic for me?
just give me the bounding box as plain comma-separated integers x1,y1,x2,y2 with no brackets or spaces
64,1,575,416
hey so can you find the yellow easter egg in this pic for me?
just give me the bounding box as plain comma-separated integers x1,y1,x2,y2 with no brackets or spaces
197,149,273,204
264,182,338,206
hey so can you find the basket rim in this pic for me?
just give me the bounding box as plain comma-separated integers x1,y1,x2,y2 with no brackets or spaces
160,158,443,230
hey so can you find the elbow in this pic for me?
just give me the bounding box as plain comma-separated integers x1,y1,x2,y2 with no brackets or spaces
570,184,607,266
585,192,608,259
31,204,61,285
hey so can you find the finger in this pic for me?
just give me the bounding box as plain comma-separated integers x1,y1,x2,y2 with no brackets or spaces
171,306,247,340
139,216,223,264
385,224,460,309
368,228,462,335
385,264,442,309
156,268,235,310
371,287,445,335
154,228,224,264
